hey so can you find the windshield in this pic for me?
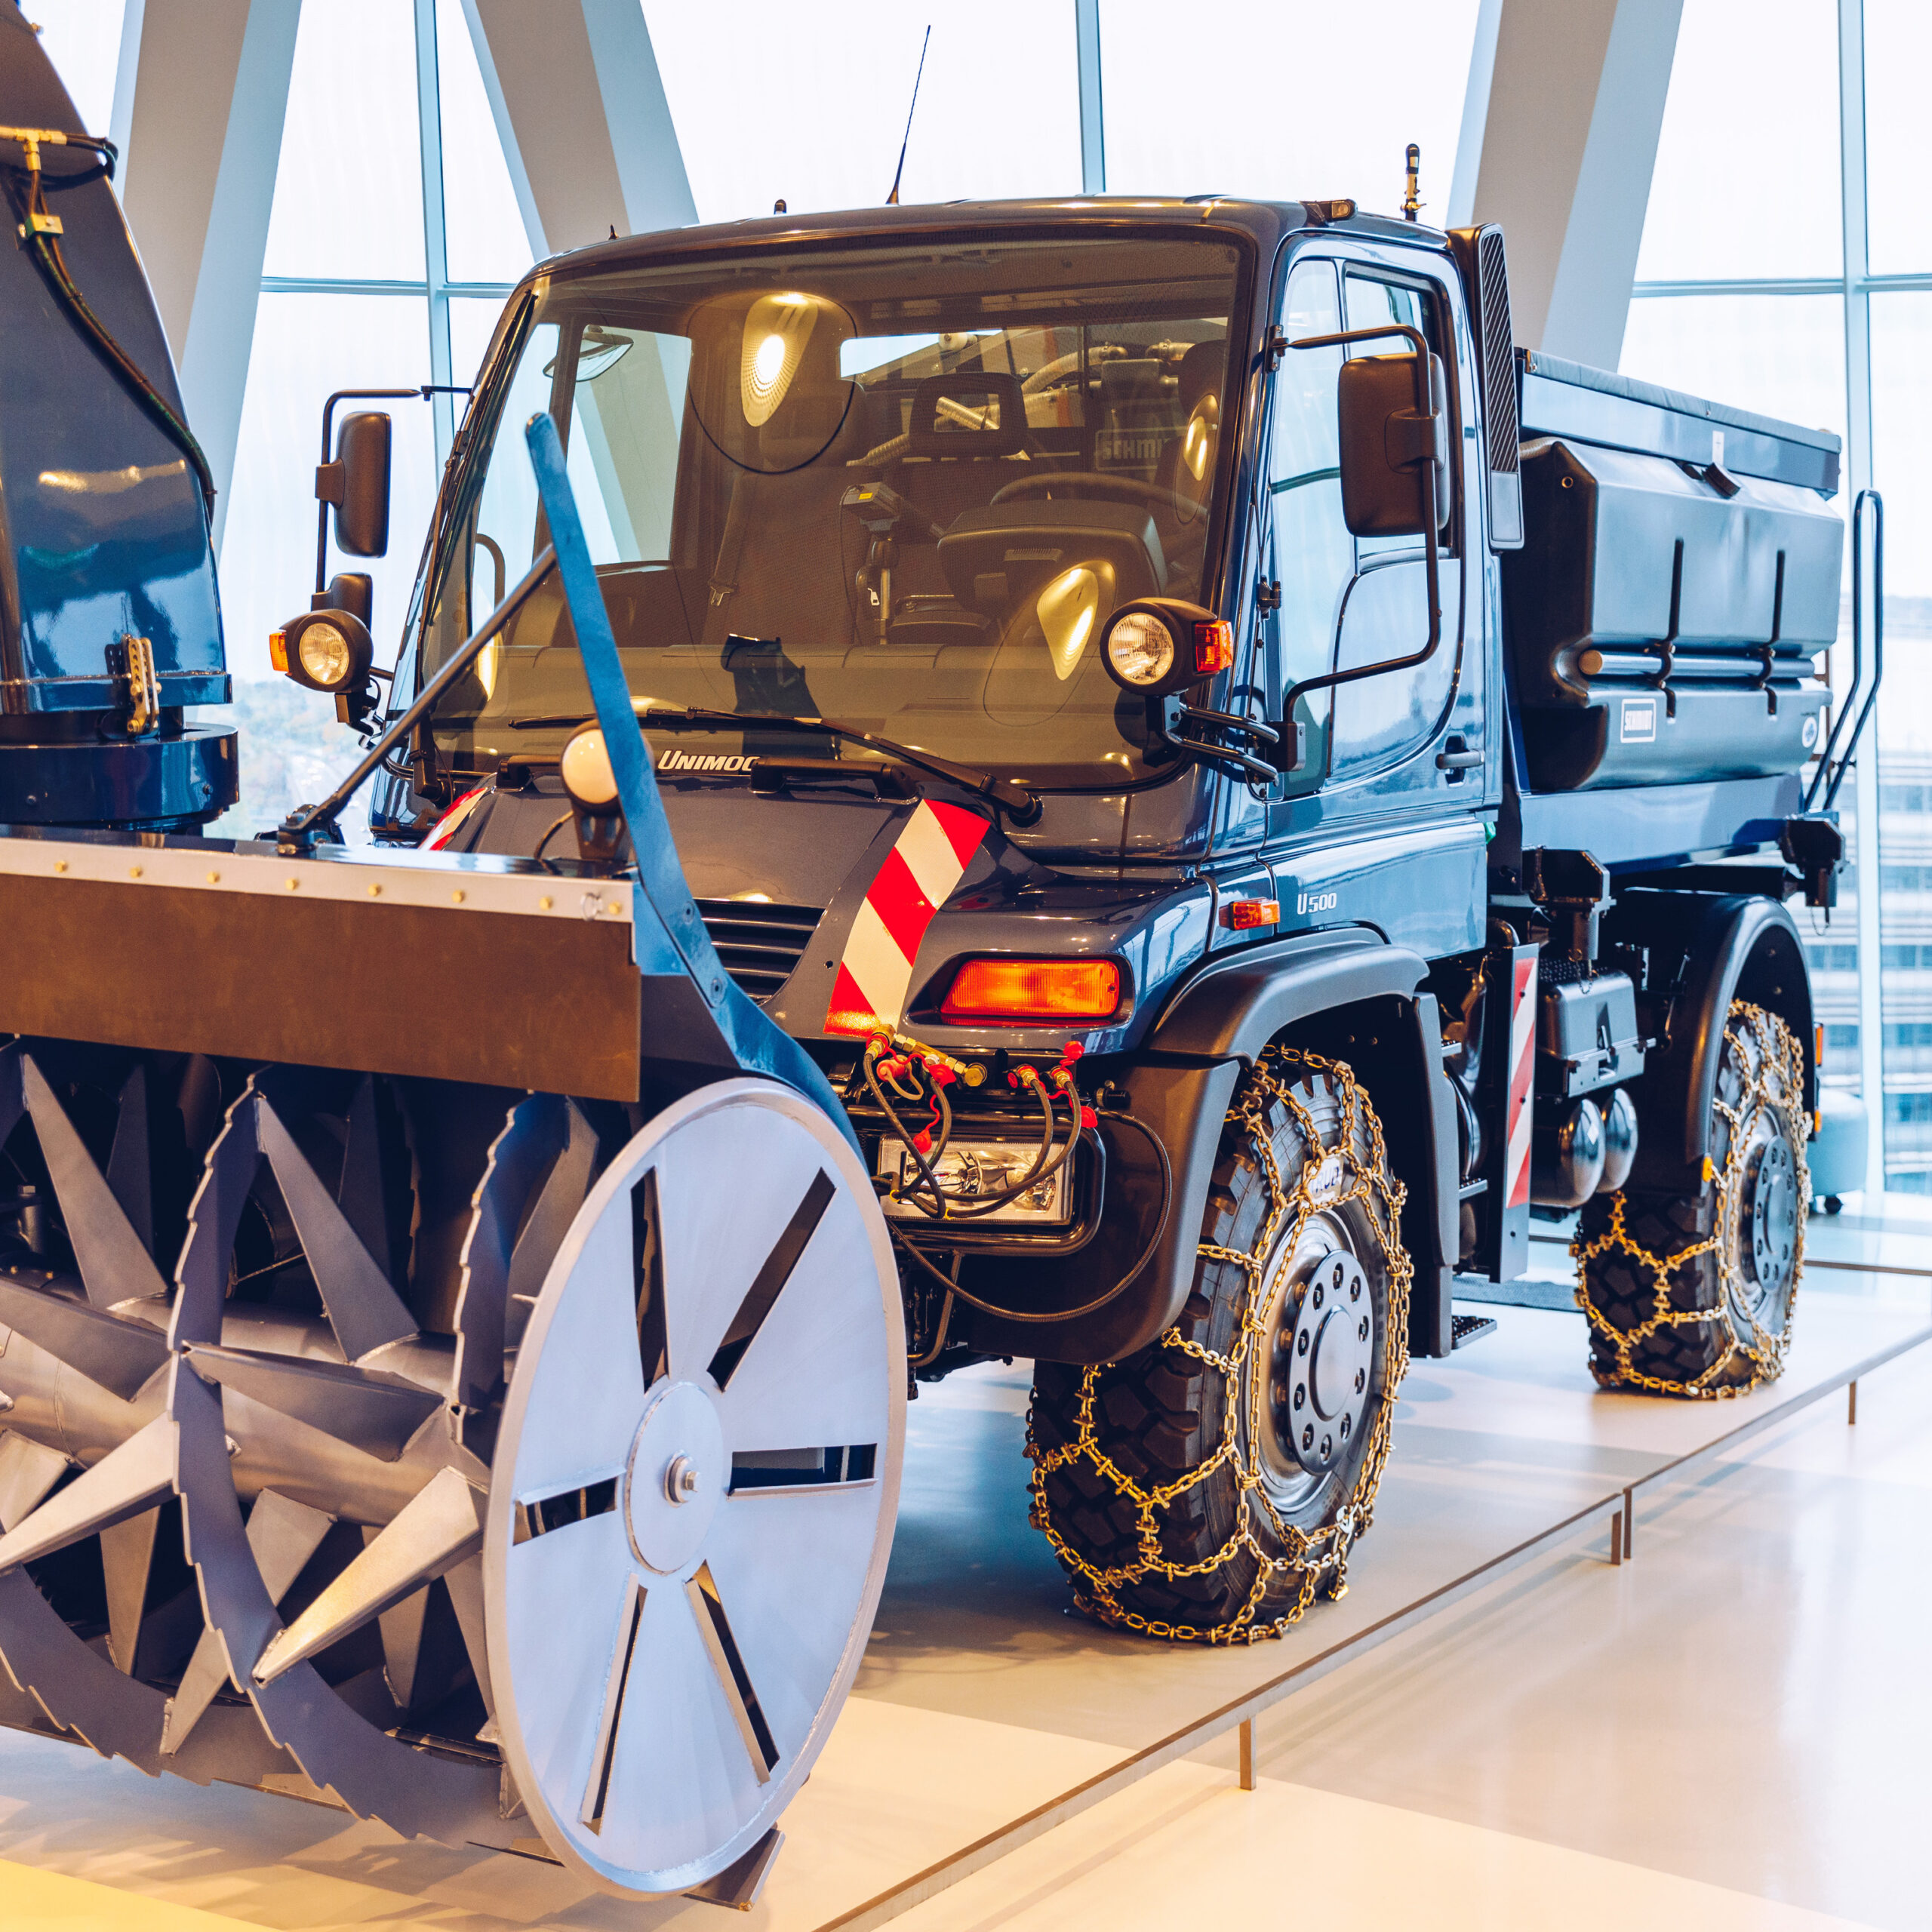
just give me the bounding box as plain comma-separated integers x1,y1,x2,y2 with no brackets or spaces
417,233,1247,787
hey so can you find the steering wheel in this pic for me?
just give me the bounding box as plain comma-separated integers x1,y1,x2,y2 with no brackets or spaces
989,472,1208,518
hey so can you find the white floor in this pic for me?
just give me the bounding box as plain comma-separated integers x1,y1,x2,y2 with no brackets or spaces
0,1242,1927,1931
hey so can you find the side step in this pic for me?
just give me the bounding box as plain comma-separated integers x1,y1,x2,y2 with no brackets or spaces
1451,1312,1498,1349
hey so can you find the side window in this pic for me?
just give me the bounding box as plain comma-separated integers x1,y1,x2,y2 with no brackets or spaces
1341,275,1445,559
1269,258,1352,785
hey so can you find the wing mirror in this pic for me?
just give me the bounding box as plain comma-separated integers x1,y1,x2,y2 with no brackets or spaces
1336,347,1449,537
318,409,392,557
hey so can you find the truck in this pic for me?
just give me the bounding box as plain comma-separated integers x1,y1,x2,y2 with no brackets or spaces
0,12,1875,1904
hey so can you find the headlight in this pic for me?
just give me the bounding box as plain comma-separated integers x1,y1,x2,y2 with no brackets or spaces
297,620,354,689
1097,598,1234,697
560,726,620,810
272,607,374,695
1105,610,1176,688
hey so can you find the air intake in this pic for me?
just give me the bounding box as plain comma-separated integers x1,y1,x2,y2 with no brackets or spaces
1450,223,1525,550
697,899,823,1003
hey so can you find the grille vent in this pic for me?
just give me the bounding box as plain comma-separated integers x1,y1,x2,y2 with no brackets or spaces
1477,226,1520,477
697,899,823,1004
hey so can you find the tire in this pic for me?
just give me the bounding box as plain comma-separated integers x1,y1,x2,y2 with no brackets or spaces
1576,1000,1807,1397
1028,1048,1412,1642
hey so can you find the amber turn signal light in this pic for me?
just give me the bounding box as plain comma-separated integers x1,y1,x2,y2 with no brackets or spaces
1192,620,1234,675
940,958,1123,1024
1226,898,1279,931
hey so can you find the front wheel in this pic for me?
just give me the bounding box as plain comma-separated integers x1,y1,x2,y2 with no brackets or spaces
1028,1048,1411,1642
1576,1000,1807,1396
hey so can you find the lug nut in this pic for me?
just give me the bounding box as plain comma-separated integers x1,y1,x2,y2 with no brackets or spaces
1354,1367,1366,1393
1293,1382,1306,1411
1358,1316,1370,1341
1297,1331,1309,1356
1319,1435,1332,1460
1339,1414,1352,1440
1301,1425,1313,1450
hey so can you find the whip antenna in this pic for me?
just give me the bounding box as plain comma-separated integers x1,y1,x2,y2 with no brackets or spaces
885,25,932,205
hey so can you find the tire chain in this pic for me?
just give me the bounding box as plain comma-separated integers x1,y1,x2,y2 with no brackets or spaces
1025,1048,1413,1644
1571,1001,1809,1399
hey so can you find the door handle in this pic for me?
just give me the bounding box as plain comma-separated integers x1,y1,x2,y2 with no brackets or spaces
1435,735,1481,773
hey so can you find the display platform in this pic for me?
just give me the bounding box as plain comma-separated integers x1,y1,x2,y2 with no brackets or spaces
0,1274,1923,1932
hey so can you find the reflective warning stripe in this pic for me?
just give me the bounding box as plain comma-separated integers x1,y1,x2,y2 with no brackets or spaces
424,784,488,851
826,801,987,1035
1504,953,1537,1209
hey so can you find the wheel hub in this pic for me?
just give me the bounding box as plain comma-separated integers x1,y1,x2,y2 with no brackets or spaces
624,1380,724,1574
1276,1247,1372,1477
1744,1137,1798,1298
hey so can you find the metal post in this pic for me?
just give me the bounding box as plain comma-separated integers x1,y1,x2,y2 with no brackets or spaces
1610,1508,1623,1564
1623,1486,1634,1559
413,0,455,462
1238,1717,1255,1791
1074,0,1105,195
1849,1377,1859,1424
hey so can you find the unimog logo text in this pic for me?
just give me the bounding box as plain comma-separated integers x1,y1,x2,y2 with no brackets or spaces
657,749,757,775
1297,890,1339,915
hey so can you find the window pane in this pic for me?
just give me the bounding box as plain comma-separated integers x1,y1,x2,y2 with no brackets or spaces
644,5,1081,221
436,0,532,285
1865,0,1932,275
1634,0,1840,282
1871,294,1932,1186
1100,0,1481,210
263,0,426,282
451,292,515,389
28,0,125,136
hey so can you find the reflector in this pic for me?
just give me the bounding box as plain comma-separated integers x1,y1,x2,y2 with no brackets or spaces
940,958,1121,1023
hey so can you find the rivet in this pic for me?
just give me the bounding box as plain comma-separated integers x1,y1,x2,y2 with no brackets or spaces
53,860,66,873
368,884,381,897
452,888,466,904
128,866,143,879
538,895,553,911
285,878,299,891
206,870,220,884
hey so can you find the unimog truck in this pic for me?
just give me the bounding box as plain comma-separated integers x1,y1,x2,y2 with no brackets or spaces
0,9,1872,1901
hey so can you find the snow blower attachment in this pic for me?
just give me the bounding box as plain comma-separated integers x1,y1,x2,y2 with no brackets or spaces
0,414,903,1906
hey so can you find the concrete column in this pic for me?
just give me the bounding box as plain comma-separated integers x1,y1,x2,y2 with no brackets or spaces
462,0,694,254
1453,0,1684,370
112,0,300,544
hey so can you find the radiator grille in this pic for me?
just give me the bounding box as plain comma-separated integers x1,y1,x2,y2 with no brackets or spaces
697,899,823,1003
1477,226,1520,476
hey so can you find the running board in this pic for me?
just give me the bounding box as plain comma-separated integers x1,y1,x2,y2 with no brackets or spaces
1451,1312,1498,1349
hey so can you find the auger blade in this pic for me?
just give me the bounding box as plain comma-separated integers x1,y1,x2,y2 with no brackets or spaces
163,1487,334,1754
104,1063,155,1258
21,1055,168,1308
257,1097,418,1362
251,1467,484,1687
0,1429,70,1531
181,1343,442,1462
0,1415,174,1573
100,1506,160,1674
0,1272,170,1400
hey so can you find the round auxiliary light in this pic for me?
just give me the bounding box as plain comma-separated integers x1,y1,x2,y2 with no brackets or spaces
1105,608,1177,688
559,725,620,810
273,607,374,695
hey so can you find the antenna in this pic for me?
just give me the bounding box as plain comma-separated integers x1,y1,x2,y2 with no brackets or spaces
885,26,932,206
1402,143,1422,223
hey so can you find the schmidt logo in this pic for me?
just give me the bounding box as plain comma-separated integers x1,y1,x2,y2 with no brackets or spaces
657,749,757,776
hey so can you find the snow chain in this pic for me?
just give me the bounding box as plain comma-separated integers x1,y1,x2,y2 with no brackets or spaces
1572,1001,1808,1398
1025,1048,1412,1644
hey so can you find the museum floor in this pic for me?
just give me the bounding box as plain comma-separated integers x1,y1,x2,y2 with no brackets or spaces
1,1205,1927,1932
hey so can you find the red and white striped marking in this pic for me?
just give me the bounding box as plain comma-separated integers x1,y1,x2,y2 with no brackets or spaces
1503,951,1538,1209
424,784,488,851
825,801,989,1036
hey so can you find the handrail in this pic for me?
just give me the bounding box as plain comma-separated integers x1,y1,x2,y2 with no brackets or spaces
1806,488,1884,813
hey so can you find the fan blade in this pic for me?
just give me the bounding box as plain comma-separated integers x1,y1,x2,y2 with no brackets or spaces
258,1098,418,1362
100,1506,160,1674
0,1415,174,1572
0,1272,169,1400
163,1487,334,1753
0,1429,70,1531
181,1343,442,1462
21,1056,168,1309
251,1467,485,1686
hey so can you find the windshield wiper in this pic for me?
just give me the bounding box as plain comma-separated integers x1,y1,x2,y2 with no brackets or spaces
513,706,1042,825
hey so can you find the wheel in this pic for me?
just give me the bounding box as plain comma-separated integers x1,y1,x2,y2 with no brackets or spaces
1576,1001,1807,1396
485,1078,903,1897
1029,1048,1411,1641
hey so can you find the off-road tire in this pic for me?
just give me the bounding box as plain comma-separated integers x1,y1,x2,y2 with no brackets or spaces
1576,1001,1807,1396
1029,1050,1411,1641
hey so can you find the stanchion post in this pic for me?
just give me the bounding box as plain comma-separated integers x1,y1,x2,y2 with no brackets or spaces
1623,1487,1634,1560
1238,1718,1255,1791
1610,1509,1623,1565
1848,1378,1858,1426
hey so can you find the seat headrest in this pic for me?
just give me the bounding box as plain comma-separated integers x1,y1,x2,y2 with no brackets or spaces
906,372,1025,460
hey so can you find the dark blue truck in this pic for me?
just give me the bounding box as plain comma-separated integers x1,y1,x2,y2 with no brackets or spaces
0,19,1871,1890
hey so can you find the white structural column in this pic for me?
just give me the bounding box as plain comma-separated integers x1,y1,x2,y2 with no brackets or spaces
1451,0,1683,369
1074,0,1105,195
111,0,300,546
463,0,694,255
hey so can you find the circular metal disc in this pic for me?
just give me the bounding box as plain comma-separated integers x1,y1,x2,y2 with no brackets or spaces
484,1080,904,1898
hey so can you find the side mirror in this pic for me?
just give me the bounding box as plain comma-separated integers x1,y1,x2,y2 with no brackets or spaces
1336,350,1448,538
317,411,392,558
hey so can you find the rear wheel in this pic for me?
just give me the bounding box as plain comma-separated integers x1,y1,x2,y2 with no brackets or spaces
1576,1000,1807,1396
1028,1049,1411,1641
